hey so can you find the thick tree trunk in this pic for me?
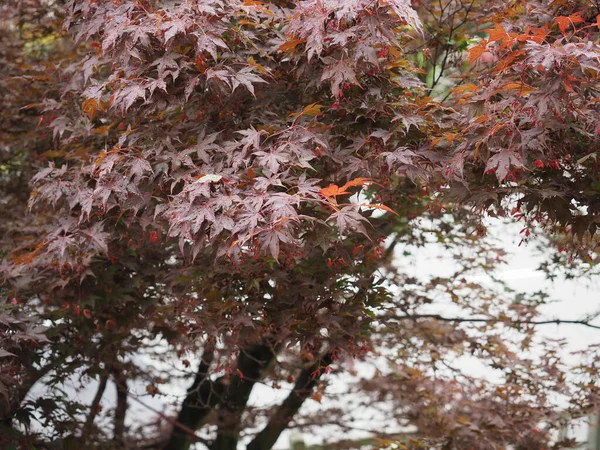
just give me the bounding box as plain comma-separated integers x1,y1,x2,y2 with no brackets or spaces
246,353,333,450
164,340,218,450
210,342,277,450
82,372,109,442
112,366,128,448
165,339,282,450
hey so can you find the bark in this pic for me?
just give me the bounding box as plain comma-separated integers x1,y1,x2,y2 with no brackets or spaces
210,342,277,450
164,340,218,450
246,353,334,450
82,372,109,442
112,365,128,448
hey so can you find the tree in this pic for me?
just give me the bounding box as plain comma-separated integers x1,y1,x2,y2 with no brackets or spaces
2,0,600,449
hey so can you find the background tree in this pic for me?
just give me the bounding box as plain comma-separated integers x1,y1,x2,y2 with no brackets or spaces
2,0,600,449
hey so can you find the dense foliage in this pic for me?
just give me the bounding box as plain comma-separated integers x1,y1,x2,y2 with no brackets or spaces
2,0,600,449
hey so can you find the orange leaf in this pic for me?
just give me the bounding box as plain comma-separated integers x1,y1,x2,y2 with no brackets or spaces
11,242,45,265
554,16,569,35
495,49,526,71
500,82,536,95
340,177,372,191
277,38,305,53
451,83,478,94
300,102,324,117
92,125,112,135
247,56,268,74
597,14,600,29
82,98,98,120
290,102,324,119
430,136,444,147
554,14,585,35
320,178,371,198
445,133,458,144
487,23,515,47
525,26,550,44
360,203,399,216
242,0,273,16
468,41,488,64
41,149,67,158
320,184,346,198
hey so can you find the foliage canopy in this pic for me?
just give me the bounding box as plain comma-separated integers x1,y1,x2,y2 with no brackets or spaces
2,0,600,449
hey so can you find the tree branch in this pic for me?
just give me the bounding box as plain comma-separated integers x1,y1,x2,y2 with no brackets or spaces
394,314,600,330
210,341,277,450
0,353,70,427
164,339,218,450
246,352,334,450
128,392,210,450
82,371,109,442
112,365,128,448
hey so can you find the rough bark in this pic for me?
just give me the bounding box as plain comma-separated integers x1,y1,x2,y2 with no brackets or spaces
209,342,277,450
246,353,334,450
112,366,128,448
164,340,218,450
82,372,109,442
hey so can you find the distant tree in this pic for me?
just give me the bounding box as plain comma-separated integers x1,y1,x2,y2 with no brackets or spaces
2,0,600,449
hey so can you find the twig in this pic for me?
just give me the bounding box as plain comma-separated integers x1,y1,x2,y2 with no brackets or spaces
393,313,600,330
126,392,211,449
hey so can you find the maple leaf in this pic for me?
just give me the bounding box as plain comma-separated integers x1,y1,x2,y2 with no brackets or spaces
258,227,293,262
194,32,229,60
47,234,76,261
320,178,372,198
151,54,181,81
254,150,289,173
500,82,535,95
128,158,153,181
383,0,423,33
206,68,232,88
320,184,347,198
231,67,267,96
237,127,264,151
162,19,187,44
321,58,360,97
147,78,168,96
49,116,72,140
82,98,98,119
485,148,525,182
118,83,147,112
82,222,111,255
360,203,399,216
468,41,489,64
341,178,372,191
486,23,516,48
191,130,221,163
285,1,328,61
277,38,306,54
329,206,370,236
554,14,585,36
291,103,324,119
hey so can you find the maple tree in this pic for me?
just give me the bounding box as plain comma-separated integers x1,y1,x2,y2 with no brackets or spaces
2,0,600,449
